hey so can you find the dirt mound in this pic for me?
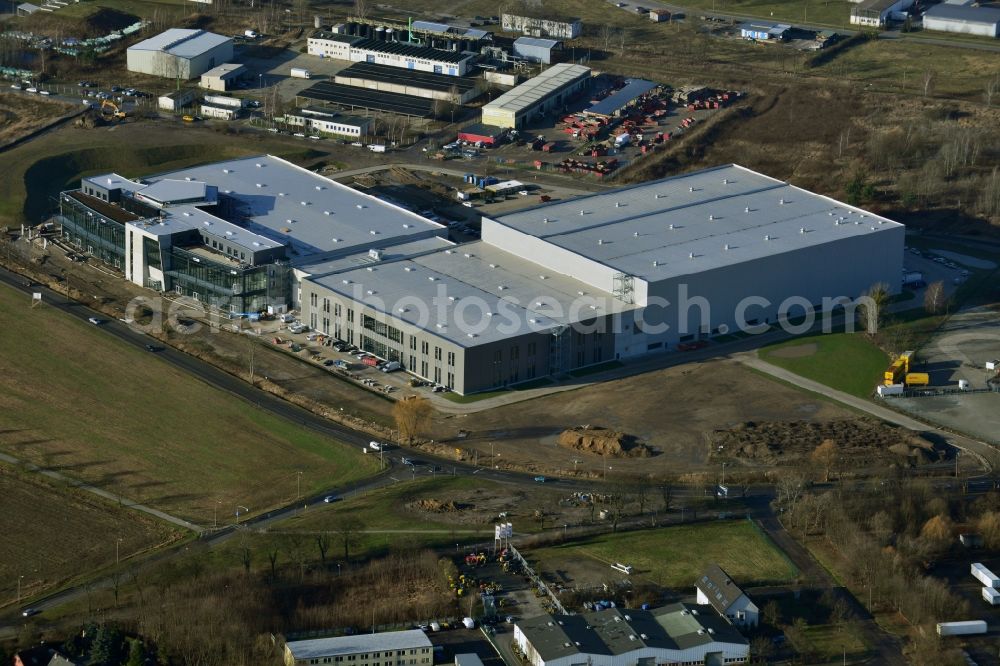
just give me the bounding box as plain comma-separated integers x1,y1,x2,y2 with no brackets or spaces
75,110,108,129
558,426,653,458
710,419,944,469
407,498,464,513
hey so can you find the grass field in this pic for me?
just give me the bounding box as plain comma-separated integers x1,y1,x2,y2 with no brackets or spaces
0,462,184,605
529,520,798,588
0,94,75,147
760,332,889,397
0,283,377,523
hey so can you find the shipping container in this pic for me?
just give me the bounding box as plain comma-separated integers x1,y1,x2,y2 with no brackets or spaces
937,621,987,636
973,563,1000,588
983,587,1000,606
905,372,930,387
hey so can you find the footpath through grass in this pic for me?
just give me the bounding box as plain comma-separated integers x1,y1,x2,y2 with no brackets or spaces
529,520,798,588
0,283,377,524
760,332,888,398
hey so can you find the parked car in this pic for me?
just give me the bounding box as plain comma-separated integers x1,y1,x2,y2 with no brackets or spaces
21,608,40,617
381,361,402,373
88,317,104,325
534,476,547,483
323,495,338,503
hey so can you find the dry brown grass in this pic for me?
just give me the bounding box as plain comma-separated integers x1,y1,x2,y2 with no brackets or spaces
0,463,183,606
0,93,75,146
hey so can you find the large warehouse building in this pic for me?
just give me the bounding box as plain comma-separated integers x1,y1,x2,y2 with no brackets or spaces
334,62,482,104
514,605,749,666
126,28,233,79
481,63,591,129
849,0,914,26
501,13,582,39
922,3,1000,37
58,160,903,394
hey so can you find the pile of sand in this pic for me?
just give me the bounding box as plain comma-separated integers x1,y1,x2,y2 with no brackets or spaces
557,426,653,458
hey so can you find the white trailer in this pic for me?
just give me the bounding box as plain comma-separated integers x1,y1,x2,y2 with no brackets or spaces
290,67,311,79
937,620,988,636
983,587,1000,606
972,562,1000,588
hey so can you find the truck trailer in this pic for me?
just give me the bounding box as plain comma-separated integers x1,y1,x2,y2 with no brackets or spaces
972,563,999,588
290,67,311,79
937,621,988,637
983,587,1000,606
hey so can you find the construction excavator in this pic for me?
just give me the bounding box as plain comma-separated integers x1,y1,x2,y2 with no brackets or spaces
100,99,127,120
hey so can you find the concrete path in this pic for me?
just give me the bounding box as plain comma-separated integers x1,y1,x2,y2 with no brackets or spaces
0,451,204,533
738,353,1000,472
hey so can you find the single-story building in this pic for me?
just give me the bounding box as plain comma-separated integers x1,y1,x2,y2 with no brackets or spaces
158,88,199,112
200,102,239,120
650,9,672,22
283,107,372,137
199,63,249,91
16,2,41,15
283,630,433,666
922,3,1000,37
850,0,914,26
513,36,562,64
739,21,791,40
458,122,506,146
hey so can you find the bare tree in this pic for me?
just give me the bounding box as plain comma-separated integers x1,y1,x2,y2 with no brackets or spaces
924,280,946,315
858,282,890,336
393,397,433,443
618,28,628,57
354,0,371,20
984,74,999,107
241,546,252,574
659,480,674,512
334,516,363,560
599,24,615,51
922,70,936,98
316,534,331,565
811,439,838,483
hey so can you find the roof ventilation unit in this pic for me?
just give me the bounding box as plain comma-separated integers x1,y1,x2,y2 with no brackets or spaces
722,178,728,184
652,260,659,267
708,215,714,221
689,252,695,259
668,224,675,230
255,163,263,168
779,198,785,205
689,186,694,192
542,217,550,224
580,209,586,216
597,239,604,245
184,176,192,181
223,169,231,174
800,227,806,234
615,201,622,208
315,185,323,190
724,244,730,250
764,234,771,241
744,205,750,213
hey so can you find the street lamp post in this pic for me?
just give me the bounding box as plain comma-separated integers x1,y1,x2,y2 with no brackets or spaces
214,499,222,529
296,470,302,501
116,537,123,565
17,575,24,605
236,505,249,525
491,442,494,468
721,462,728,487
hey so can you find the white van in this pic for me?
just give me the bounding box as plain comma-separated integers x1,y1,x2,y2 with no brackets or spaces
381,360,402,373
369,441,382,451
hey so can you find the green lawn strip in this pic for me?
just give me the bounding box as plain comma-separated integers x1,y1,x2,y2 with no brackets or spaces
528,520,798,589
760,332,888,398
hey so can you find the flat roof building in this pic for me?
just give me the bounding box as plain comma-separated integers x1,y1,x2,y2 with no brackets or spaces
922,3,1000,37
513,36,562,64
849,0,914,26
739,21,792,40
410,20,491,41
283,108,372,137
307,30,477,76
584,78,659,118
334,62,482,104
199,63,248,91
283,630,433,666
127,28,233,79
58,155,445,315
514,605,749,666
481,63,591,128
297,164,903,393
501,13,582,39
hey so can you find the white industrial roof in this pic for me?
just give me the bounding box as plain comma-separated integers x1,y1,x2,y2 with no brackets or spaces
285,630,432,659
128,28,231,58
924,3,1000,24
493,164,904,282
311,240,633,347
514,36,561,49
82,173,145,193
482,63,590,114
201,63,246,78
295,236,455,278
147,155,444,260
135,179,210,205
411,20,490,40
128,207,284,251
